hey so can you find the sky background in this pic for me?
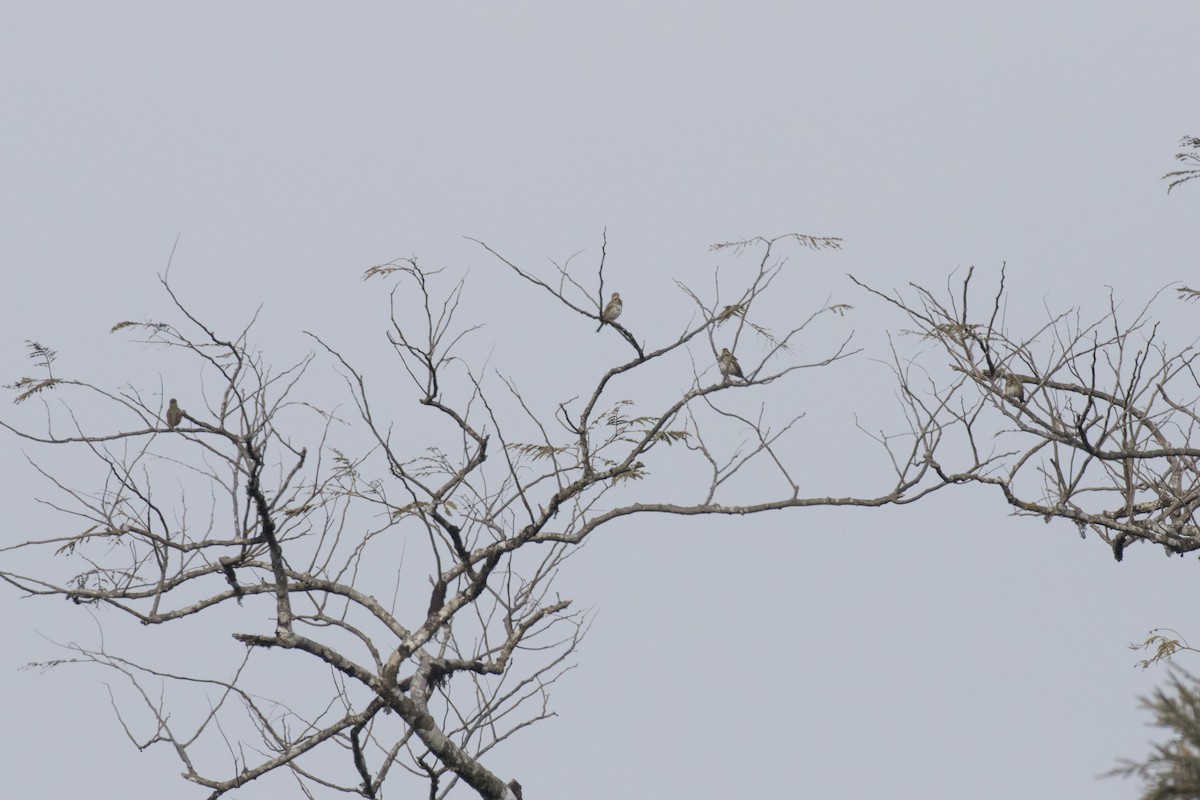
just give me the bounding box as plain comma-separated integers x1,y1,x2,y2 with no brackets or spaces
2,3,1199,798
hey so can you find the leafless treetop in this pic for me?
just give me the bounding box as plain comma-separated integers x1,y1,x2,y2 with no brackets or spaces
3,234,963,799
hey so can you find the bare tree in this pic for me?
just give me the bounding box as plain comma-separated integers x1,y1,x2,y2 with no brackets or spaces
853,265,1200,563
1,234,958,798
844,134,1200,797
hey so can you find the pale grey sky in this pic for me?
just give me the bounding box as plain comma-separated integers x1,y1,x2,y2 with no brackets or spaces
2,3,1199,798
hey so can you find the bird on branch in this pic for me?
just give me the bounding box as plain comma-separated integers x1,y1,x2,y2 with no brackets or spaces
596,292,622,331
166,398,184,429
718,348,744,382
1002,373,1024,403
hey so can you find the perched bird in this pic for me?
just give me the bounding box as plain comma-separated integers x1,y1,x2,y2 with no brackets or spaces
166,398,184,429
1002,373,1024,403
715,303,745,323
506,780,523,800
718,348,744,382
596,292,623,331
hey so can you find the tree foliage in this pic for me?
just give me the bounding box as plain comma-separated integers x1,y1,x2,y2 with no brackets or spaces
1165,135,1200,194
1111,665,1200,800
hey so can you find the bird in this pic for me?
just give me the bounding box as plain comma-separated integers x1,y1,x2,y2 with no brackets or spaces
166,398,183,429
718,348,744,382
1002,373,1024,403
715,303,744,323
596,292,622,331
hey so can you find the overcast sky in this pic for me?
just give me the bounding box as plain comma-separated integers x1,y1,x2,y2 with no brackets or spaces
2,3,1200,798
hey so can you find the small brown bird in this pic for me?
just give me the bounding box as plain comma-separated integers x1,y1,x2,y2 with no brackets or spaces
716,303,744,323
718,348,744,382
1002,373,1024,403
596,292,622,331
166,398,183,429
